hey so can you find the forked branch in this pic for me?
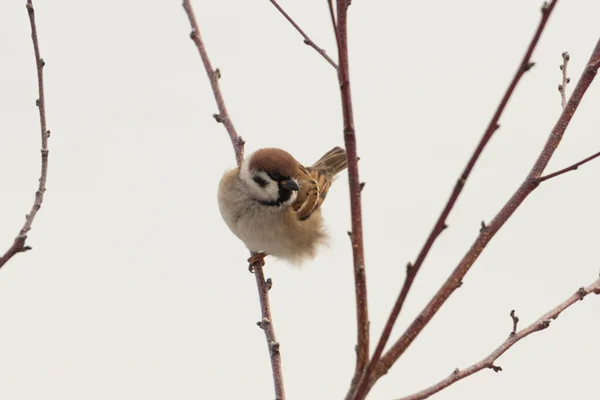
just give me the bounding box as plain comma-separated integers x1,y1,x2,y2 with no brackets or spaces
539,52,600,183
538,150,600,182
351,2,559,398
267,0,338,70
0,0,51,270
182,1,284,398
375,37,600,387
395,277,600,400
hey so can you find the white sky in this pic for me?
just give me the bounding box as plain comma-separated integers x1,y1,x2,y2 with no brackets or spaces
1,1,599,399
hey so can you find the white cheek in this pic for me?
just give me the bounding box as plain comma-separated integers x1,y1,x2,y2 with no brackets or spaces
239,159,253,183
260,175,280,200
240,161,280,202
282,190,298,206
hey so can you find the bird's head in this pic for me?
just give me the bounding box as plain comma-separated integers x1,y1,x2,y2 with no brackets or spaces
240,148,300,206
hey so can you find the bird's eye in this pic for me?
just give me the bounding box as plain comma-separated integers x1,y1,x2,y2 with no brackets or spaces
268,171,281,181
253,176,269,188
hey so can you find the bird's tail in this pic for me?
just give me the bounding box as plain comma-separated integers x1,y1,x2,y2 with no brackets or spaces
311,146,348,177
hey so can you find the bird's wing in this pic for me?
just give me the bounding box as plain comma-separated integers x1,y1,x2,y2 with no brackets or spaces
291,165,327,221
291,147,347,221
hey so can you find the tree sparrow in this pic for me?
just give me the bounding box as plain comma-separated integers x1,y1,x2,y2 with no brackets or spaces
218,147,348,265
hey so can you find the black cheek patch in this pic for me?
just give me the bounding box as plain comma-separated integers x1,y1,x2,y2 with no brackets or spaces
278,186,293,204
253,176,269,188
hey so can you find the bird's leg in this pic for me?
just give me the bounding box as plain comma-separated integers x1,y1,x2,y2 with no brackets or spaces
247,252,267,272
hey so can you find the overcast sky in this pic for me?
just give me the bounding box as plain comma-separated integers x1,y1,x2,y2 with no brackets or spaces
1,1,599,399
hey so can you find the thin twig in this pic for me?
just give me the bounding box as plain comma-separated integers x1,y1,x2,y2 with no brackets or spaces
510,309,519,334
373,37,600,389
182,0,245,166
395,277,600,400
538,150,600,182
558,51,570,109
267,0,338,70
327,0,339,51
0,0,50,270
350,2,559,399
182,1,284,398
332,0,370,395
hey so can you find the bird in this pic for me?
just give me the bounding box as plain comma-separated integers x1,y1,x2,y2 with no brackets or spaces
218,146,348,265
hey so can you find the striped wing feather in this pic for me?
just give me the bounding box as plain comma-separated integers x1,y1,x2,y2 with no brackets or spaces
292,147,347,221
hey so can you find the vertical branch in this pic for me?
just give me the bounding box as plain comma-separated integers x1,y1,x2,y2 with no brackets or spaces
181,1,285,398
254,263,286,400
0,0,51,270
327,0,339,46
334,0,370,387
558,51,570,109
350,3,559,398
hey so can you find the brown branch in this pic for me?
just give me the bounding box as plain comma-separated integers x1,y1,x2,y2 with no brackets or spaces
394,277,600,400
182,0,245,166
327,0,339,50
327,0,342,86
332,0,370,394
371,37,600,390
267,0,338,70
182,1,284,398
253,258,286,400
0,0,50,270
538,150,600,182
350,2,559,399
537,54,600,183
558,51,570,109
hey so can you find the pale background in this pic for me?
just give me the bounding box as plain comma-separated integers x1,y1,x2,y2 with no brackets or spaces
1,1,599,399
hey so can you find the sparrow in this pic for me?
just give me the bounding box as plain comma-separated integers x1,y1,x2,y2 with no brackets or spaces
218,146,348,265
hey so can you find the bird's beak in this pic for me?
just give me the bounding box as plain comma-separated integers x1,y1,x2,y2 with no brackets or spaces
280,179,299,191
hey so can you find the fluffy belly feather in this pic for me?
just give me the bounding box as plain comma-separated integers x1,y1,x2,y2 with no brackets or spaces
218,170,327,264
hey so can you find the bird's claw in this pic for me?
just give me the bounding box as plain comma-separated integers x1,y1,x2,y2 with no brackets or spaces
248,252,267,272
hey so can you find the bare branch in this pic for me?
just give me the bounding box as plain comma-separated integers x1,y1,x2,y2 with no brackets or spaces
537,51,600,183
374,37,600,387
394,277,600,400
252,257,286,400
351,2,559,398
538,150,600,182
267,0,338,70
0,0,51,270
182,0,245,166
327,0,339,50
558,51,570,109
182,1,284,398
538,51,600,183
332,0,370,391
